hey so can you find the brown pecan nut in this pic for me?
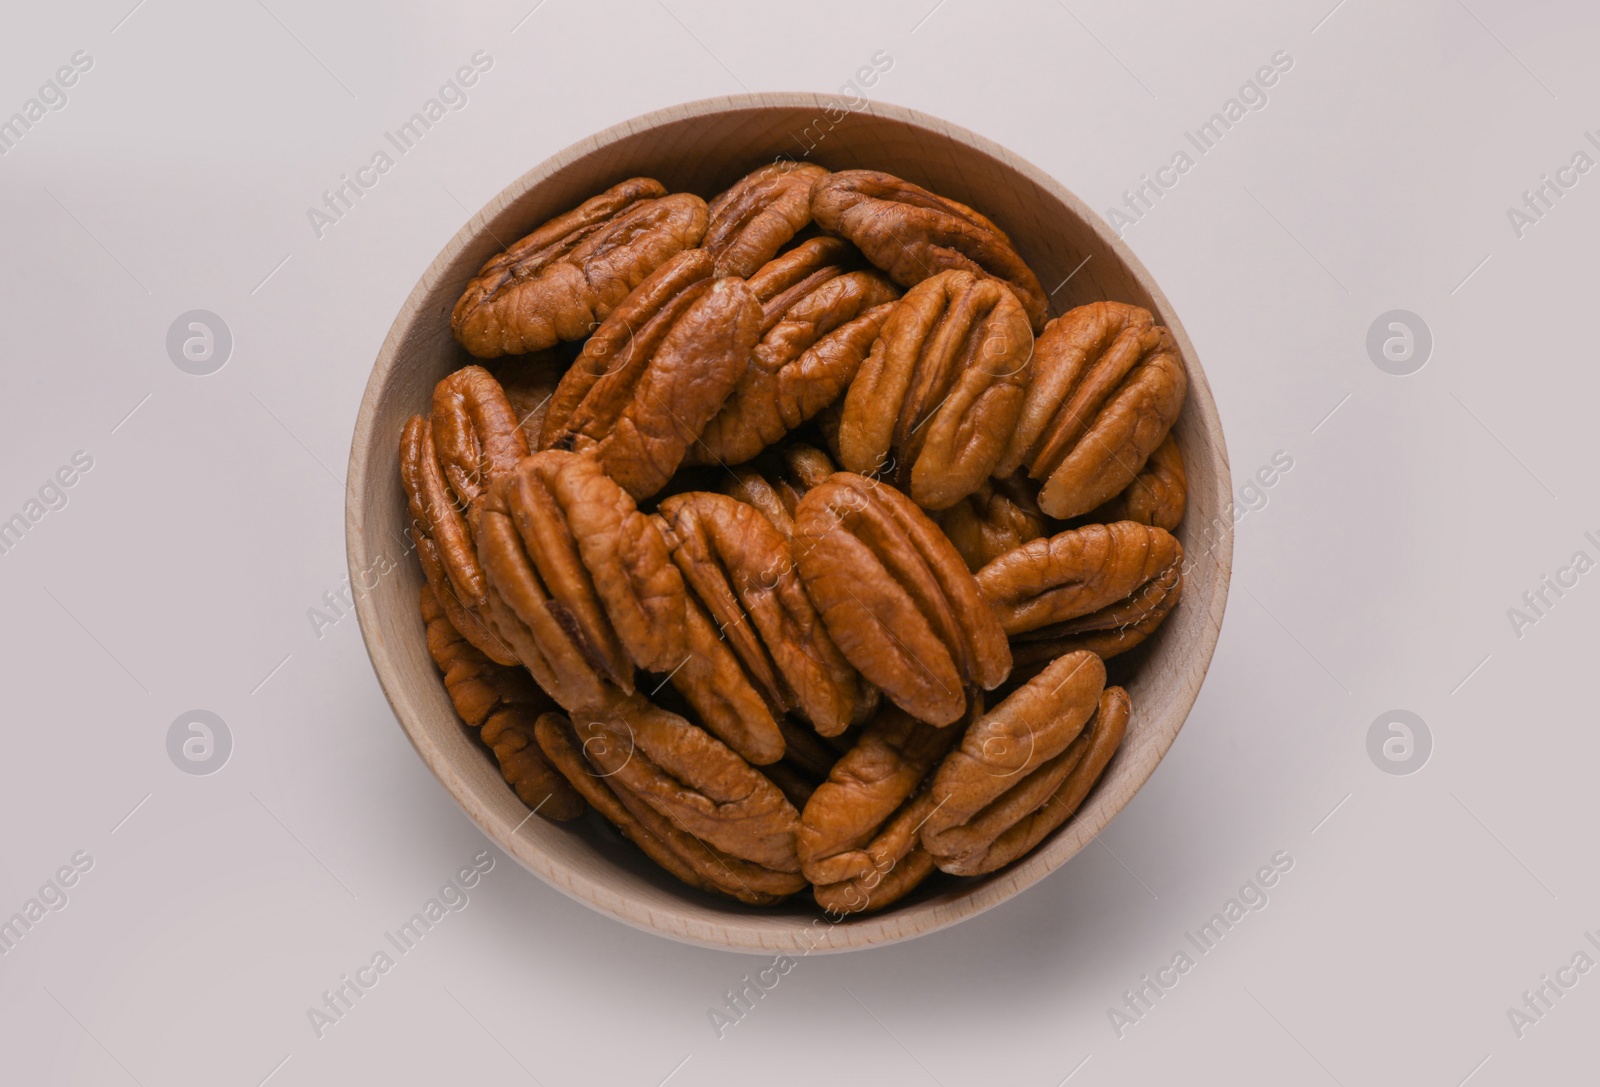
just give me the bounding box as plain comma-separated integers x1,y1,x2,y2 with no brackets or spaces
996,302,1187,520
929,683,1128,876
1087,432,1186,531
572,692,804,877
539,249,762,498
810,169,1049,331
797,703,961,901
793,472,1011,726
836,269,1034,510
400,367,531,666
452,179,707,357
935,473,1049,572
688,252,898,466
703,162,830,278
720,442,838,538
419,585,584,821
533,712,798,904
652,520,786,767
476,451,687,709
920,651,1121,873
658,491,869,737
977,521,1182,663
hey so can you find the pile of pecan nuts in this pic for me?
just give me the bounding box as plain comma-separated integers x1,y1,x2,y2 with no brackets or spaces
401,162,1189,915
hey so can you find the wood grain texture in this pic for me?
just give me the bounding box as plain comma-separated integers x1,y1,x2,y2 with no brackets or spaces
346,94,1233,953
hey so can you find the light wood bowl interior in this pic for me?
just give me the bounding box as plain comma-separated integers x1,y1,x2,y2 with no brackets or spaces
346,94,1232,952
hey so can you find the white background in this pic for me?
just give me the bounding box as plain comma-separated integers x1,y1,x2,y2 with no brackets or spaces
2,1,1597,1084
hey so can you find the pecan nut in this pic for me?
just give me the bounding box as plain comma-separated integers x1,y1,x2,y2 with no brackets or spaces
810,169,1049,331
419,585,584,821
793,472,1011,726
935,473,1048,572
572,692,804,877
996,302,1187,520
798,703,961,911
476,451,687,709
703,162,829,278
539,249,762,498
533,712,799,904
452,178,707,357
689,241,898,466
921,651,1125,874
720,442,837,539
928,680,1128,876
658,491,870,737
1087,432,1186,531
400,366,531,666
978,521,1183,665
836,269,1033,510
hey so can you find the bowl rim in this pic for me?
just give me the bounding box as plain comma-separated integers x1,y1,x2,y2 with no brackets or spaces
346,91,1233,953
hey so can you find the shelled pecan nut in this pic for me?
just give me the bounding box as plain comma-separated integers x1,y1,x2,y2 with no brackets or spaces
688,250,898,466
476,451,686,709
810,169,1049,331
571,692,804,876
996,302,1187,520
836,269,1033,510
533,712,799,904
920,651,1115,871
658,491,869,737
797,703,961,891
793,472,1011,726
703,162,830,278
539,249,761,498
1087,431,1186,531
400,367,531,666
452,178,707,357
419,585,584,821
935,473,1049,572
928,684,1128,876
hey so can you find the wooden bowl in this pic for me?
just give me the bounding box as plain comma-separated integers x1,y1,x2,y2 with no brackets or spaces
347,94,1232,952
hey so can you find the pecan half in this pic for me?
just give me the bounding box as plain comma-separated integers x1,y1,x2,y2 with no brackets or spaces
476,451,686,709
935,473,1048,572
452,179,708,357
539,249,761,498
648,511,785,766
798,703,962,910
1087,432,1186,531
977,521,1182,662
534,712,798,904
419,585,584,821
793,472,1011,726
720,442,838,538
703,162,829,278
658,491,869,736
996,302,1187,520
688,253,898,465
810,169,1049,331
928,682,1128,876
400,367,531,666
921,651,1123,873
836,269,1033,510
572,692,804,876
